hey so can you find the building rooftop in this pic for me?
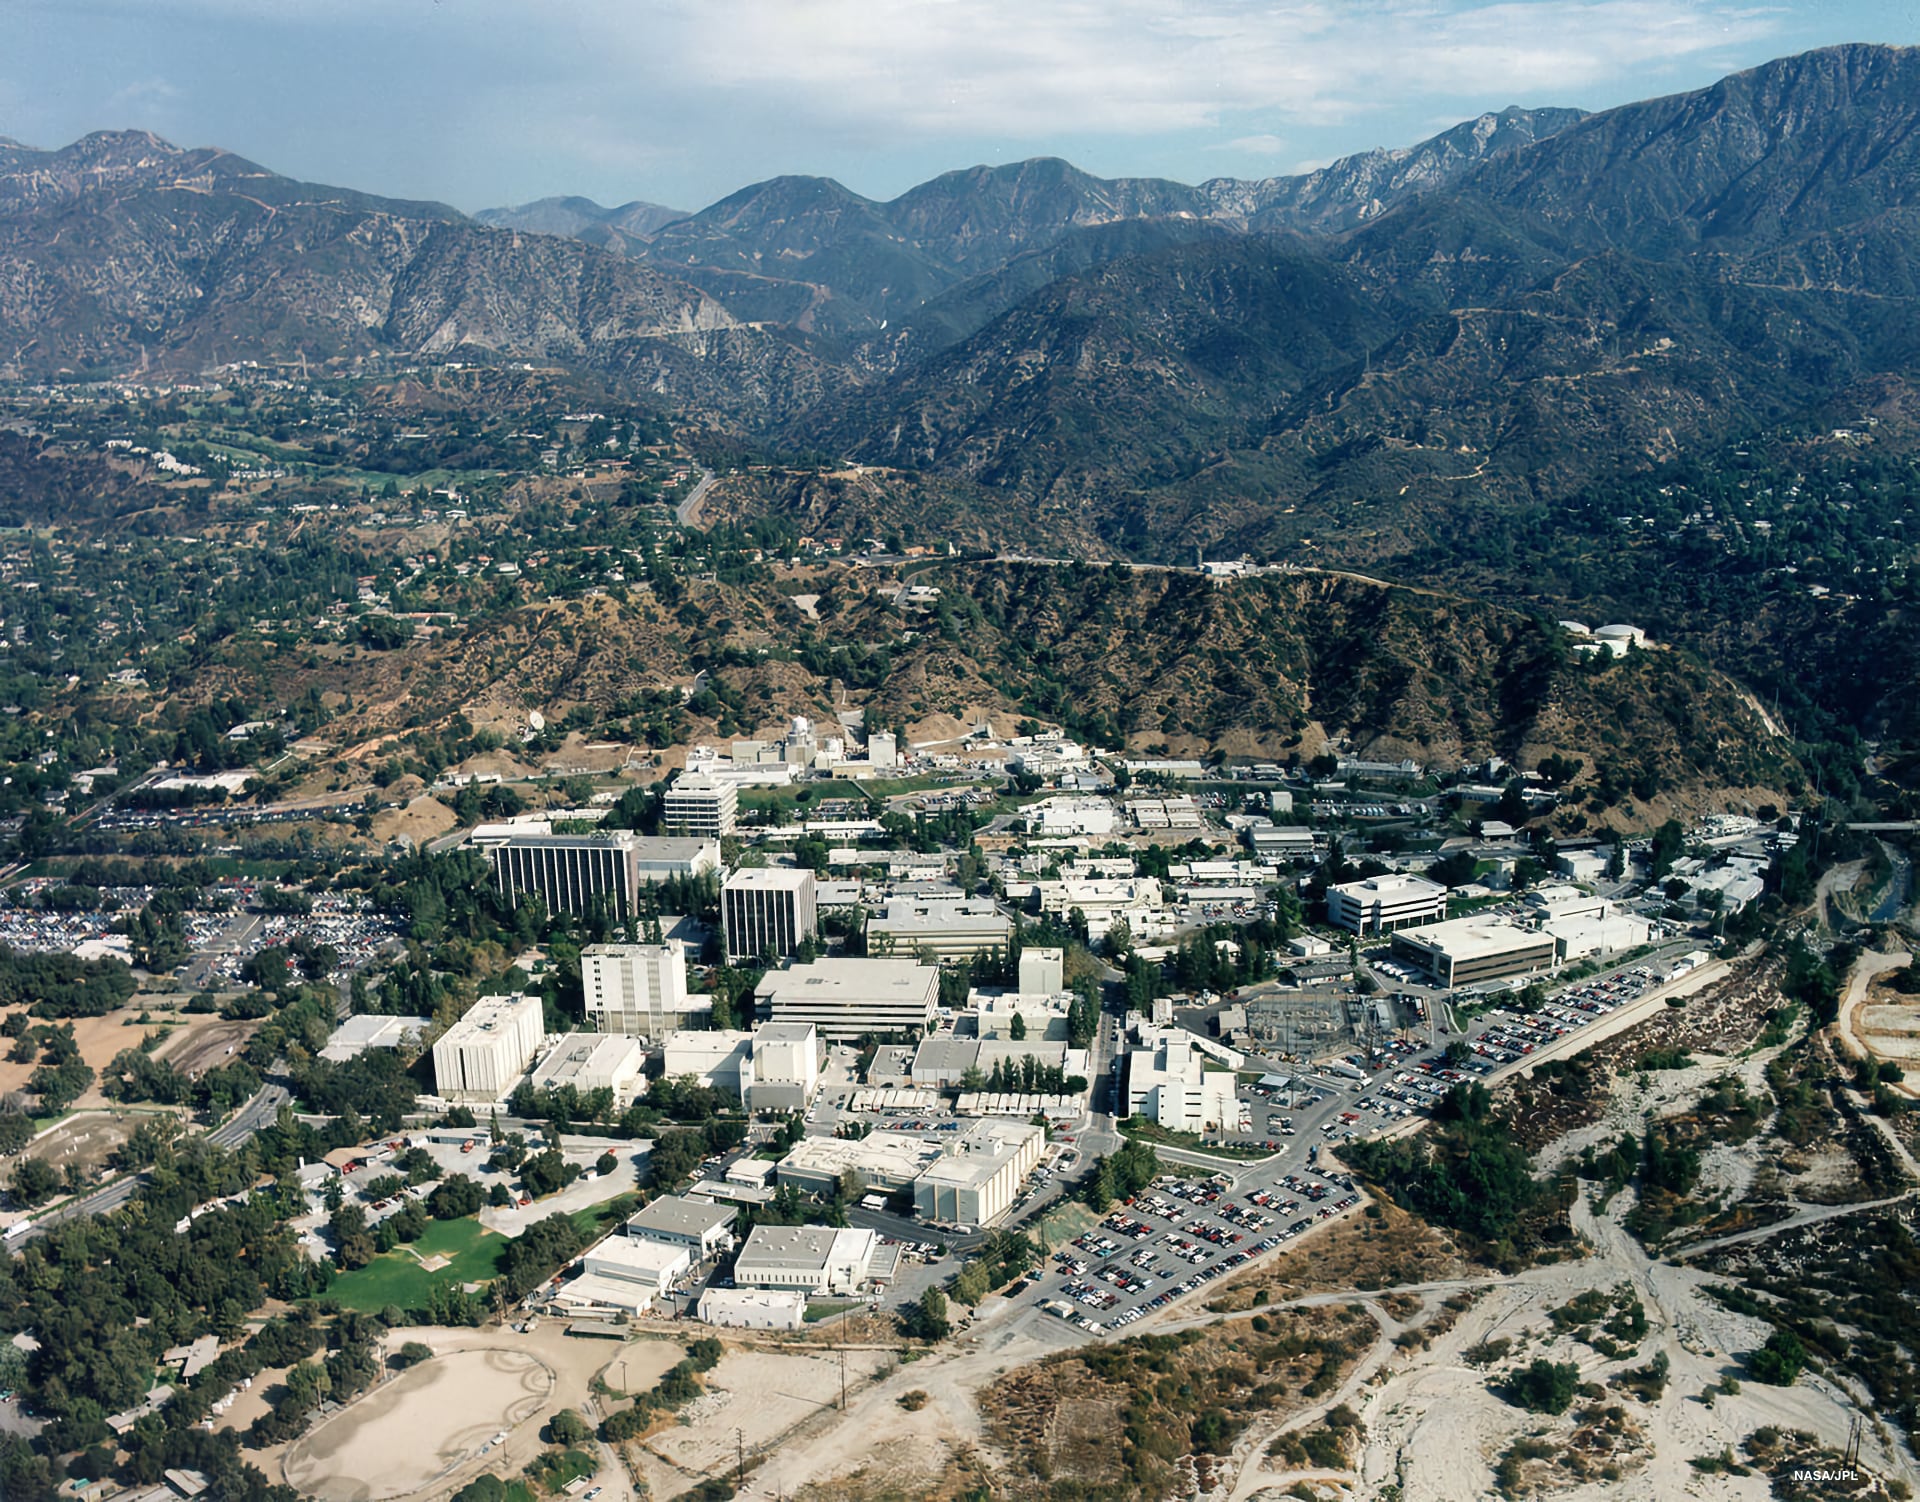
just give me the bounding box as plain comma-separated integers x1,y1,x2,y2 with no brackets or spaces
320,1013,428,1061
1395,917,1553,958
531,1033,646,1087
626,1194,738,1241
436,992,540,1047
734,1223,857,1273
725,866,816,891
586,1234,689,1275
1333,873,1446,900
756,957,940,1002
753,1021,818,1044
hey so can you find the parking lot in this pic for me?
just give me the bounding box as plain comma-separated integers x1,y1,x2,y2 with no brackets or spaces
1022,1166,1362,1335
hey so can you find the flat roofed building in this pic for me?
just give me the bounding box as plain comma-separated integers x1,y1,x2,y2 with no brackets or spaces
320,1013,428,1063
777,1131,944,1195
582,940,711,1037
865,897,1011,962
530,1032,648,1105
732,1224,885,1295
722,867,819,963
661,1029,753,1100
625,1194,737,1258
1545,910,1653,963
1390,918,1557,988
431,992,543,1103
661,776,738,838
1327,873,1448,934
1122,1025,1241,1133
556,1235,692,1314
756,957,938,1041
747,1020,820,1111
697,1287,808,1330
1018,946,1064,996
913,1118,1044,1228
477,829,718,920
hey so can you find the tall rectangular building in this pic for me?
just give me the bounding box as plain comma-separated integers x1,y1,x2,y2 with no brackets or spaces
582,941,708,1037
662,777,738,839
431,992,544,1103
474,828,718,920
722,867,818,963
1326,873,1448,934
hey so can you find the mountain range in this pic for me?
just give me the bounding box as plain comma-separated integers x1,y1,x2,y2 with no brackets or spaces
3,44,1919,564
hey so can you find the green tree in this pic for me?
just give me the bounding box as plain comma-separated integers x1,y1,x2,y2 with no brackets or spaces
1746,1329,1807,1386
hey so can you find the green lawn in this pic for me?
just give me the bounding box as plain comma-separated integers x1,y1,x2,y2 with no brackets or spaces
1030,1200,1099,1251
326,1216,509,1312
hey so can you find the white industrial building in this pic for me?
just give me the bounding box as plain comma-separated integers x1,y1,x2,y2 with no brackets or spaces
431,993,544,1103
556,1235,692,1315
746,1021,822,1111
529,1033,649,1105
320,1013,428,1063
1123,1025,1243,1133
731,1225,893,1295
1018,946,1064,996
722,867,819,962
756,957,939,1041
582,940,710,1037
1027,798,1117,838
777,1131,945,1196
661,776,738,838
1326,873,1448,934
697,1287,808,1330
625,1195,737,1259
865,897,1012,962
1036,876,1166,935
1390,918,1558,988
912,1118,1045,1228
661,1030,754,1098
1249,826,1316,864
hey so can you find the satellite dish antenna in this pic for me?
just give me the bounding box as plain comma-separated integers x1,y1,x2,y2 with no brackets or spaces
528,710,546,731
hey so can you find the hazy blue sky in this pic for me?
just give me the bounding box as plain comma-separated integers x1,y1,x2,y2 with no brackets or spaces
6,2,1917,213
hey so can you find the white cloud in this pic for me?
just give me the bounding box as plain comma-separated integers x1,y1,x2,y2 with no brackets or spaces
540,0,1784,139
1223,133,1293,156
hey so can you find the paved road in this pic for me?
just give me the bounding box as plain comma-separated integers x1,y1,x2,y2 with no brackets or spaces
675,467,717,529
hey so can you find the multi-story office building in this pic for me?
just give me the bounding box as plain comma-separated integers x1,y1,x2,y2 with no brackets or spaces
581,941,709,1037
722,867,818,962
755,957,938,1041
864,897,1011,962
474,828,717,919
1326,873,1448,934
1390,918,1557,988
431,992,544,1103
661,776,738,839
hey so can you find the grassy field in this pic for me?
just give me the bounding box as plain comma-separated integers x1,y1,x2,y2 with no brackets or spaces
737,779,876,818
326,1216,508,1312
1029,1200,1100,1251
1119,1117,1268,1160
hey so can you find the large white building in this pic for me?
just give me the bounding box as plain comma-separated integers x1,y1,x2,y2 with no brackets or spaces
1326,873,1448,934
697,1287,808,1330
475,828,719,920
1027,797,1116,839
912,1118,1044,1228
1123,1025,1242,1133
1018,946,1064,996
625,1195,737,1259
1390,918,1557,989
582,941,709,1037
662,776,738,839
1036,876,1166,935
777,1131,945,1196
556,1235,692,1315
661,1030,754,1098
865,897,1012,962
431,993,544,1103
755,957,939,1041
529,1033,649,1106
732,1225,889,1296
746,1021,821,1111
722,867,819,962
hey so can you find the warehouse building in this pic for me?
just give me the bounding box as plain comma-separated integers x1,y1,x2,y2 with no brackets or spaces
661,776,738,839
625,1195,737,1259
582,940,710,1037
556,1235,692,1315
865,897,1012,962
912,1118,1044,1228
1326,873,1448,934
755,957,939,1041
731,1225,895,1296
320,1013,428,1063
1390,918,1557,988
529,1033,649,1106
431,993,544,1103
776,1131,945,1197
661,1030,754,1099
697,1288,808,1330
722,867,819,962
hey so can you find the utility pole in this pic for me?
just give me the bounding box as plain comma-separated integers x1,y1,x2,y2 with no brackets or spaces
735,1427,745,1489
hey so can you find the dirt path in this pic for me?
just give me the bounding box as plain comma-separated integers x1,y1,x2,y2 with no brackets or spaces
1834,943,1914,1069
